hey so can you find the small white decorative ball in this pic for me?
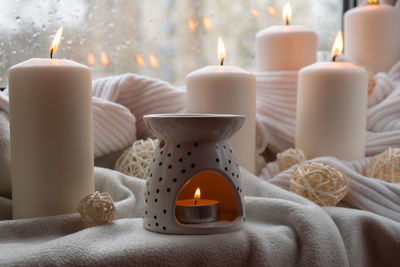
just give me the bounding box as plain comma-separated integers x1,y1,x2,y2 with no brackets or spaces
290,162,349,206
115,138,158,179
364,147,400,183
78,191,117,226
277,148,306,172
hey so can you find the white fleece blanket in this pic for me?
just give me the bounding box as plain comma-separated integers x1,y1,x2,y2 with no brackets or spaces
0,167,399,266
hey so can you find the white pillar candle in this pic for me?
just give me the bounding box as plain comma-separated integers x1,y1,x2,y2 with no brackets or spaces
186,38,256,173
8,27,94,219
344,1,400,73
296,31,368,160
255,2,317,71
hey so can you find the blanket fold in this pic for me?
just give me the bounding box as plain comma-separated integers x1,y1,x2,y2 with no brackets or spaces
0,167,399,266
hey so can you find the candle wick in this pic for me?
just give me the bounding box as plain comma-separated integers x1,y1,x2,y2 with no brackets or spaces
332,54,338,62
195,200,197,205
285,19,289,26
220,59,224,66
50,48,53,59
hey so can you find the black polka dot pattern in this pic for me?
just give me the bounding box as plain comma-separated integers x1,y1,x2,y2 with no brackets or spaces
144,141,245,233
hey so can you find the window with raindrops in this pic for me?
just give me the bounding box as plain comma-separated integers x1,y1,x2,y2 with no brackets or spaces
0,0,342,88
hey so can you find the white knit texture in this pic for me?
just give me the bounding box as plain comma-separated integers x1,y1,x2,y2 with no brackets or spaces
1,89,136,158
255,61,400,156
92,73,186,139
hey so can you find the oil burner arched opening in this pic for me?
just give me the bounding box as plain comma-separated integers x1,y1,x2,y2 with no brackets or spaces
175,170,242,225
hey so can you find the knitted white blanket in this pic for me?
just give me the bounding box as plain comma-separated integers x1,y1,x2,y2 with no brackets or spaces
256,61,400,155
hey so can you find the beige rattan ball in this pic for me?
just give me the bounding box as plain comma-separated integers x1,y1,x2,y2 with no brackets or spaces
364,147,400,183
290,162,349,206
277,148,306,172
115,138,158,179
78,191,116,226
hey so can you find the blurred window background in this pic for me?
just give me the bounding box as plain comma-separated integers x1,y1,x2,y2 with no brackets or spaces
0,0,345,87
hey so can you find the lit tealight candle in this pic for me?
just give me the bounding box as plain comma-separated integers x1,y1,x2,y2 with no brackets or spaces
295,31,368,160
176,188,219,224
255,2,317,71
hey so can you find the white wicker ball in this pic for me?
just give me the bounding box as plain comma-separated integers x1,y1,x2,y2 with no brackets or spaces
115,138,158,179
78,191,116,226
290,162,349,206
364,147,400,183
277,148,306,172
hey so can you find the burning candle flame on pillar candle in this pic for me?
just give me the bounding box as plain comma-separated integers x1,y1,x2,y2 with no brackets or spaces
49,26,63,58
217,37,226,65
283,2,292,25
331,30,343,61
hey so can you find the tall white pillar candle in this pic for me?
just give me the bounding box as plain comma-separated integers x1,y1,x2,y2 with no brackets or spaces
256,2,317,71
296,31,368,160
8,27,94,219
344,1,400,73
186,38,256,173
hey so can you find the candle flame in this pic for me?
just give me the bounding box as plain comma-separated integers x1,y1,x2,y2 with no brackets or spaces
282,2,292,25
194,188,201,199
49,26,63,58
87,52,95,66
367,0,378,4
136,53,145,67
202,17,212,31
331,30,343,61
149,53,159,68
217,37,226,65
251,9,260,17
100,52,109,67
187,18,196,32
266,6,278,16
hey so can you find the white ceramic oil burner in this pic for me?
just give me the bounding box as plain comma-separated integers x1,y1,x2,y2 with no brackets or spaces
143,114,246,234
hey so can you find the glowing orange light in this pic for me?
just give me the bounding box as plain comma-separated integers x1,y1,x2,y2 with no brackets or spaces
367,0,378,4
266,6,278,16
202,17,212,31
87,52,95,66
187,18,196,32
49,26,63,58
136,53,145,67
194,188,201,199
100,52,109,67
149,53,159,68
217,37,226,65
282,2,292,25
331,30,343,60
251,9,260,17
